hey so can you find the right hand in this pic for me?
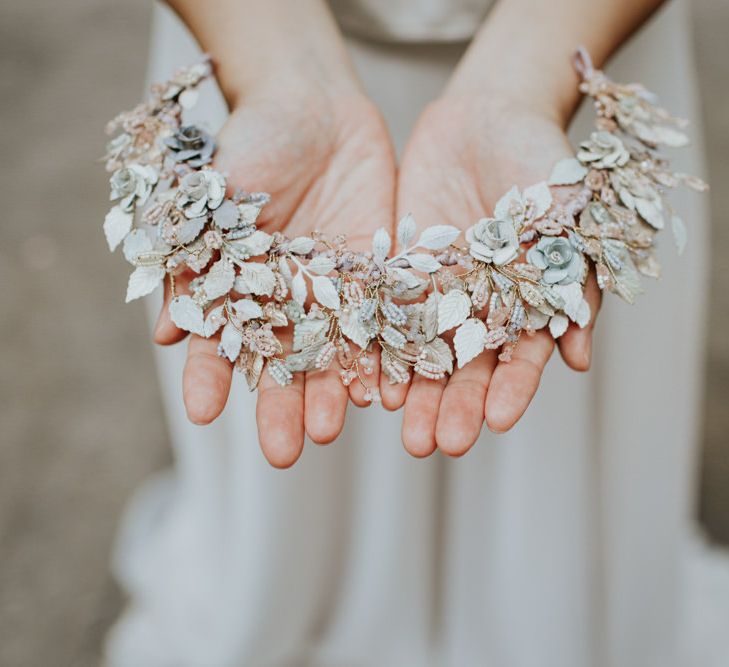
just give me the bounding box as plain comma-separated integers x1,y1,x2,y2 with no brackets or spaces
154,79,397,468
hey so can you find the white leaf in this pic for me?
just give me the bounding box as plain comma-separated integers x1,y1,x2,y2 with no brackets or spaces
277,256,293,283
494,185,521,220
406,253,441,273
178,88,198,109
122,228,153,263
523,182,553,218
212,200,239,229
306,256,336,275
234,262,276,296
551,282,584,321
652,125,689,148
453,318,487,368
104,206,133,251
671,215,687,255
220,321,243,362
125,265,164,302
548,313,569,338
527,306,550,330
293,318,328,351
422,292,439,342
232,230,273,256
288,236,316,255
231,298,263,321
416,225,460,250
397,213,416,248
339,309,372,349
203,258,235,300
389,267,422,289
427,337,454,375
437,289,471,334
238,203,262,226
576,299,591,329
291,271,307,305
636,198,664,230
548,158,588,186
169,295,204,335
203,305,225,337
312,276,340,310
372,227,391,261
174,216,206,244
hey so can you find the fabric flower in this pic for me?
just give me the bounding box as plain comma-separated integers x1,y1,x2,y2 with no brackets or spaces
465,217,519,266
164,125,216,167
176,169,226,218
577,131,630,169
527,236,583,285
109,164,158,211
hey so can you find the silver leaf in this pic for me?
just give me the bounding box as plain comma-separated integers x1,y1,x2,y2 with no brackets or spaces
104,206,133,252
169,295,204,335
312,276,340,310
453,318,487,368
416,225,460,250
125,265,164,302
437,289,471,334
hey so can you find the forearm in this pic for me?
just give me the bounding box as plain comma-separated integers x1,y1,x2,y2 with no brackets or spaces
446,0,666,126
166,0,359,106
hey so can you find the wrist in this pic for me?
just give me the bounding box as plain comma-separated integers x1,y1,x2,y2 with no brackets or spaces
443,49,581,130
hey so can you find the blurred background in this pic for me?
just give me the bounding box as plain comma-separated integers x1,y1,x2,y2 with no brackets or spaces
0,1,726,665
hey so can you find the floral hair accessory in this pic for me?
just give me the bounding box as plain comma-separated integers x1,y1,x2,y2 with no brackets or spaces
102,49,707,400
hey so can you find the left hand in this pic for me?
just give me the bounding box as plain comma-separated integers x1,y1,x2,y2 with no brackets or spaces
390,94,602,458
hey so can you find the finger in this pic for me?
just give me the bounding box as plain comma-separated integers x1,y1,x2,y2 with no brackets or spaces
435,350,498,456
304,361,348,445
485,331,554,433
401,374,447,458
379,350,410,411
256,363,306,469
182,334,233,425
349,345,381,407
558,270,602,371
154,273,192,346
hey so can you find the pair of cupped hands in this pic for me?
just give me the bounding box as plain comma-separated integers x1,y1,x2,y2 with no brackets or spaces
154,71,601,468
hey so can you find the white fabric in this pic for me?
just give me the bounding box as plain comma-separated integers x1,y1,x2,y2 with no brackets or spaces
105,2,729,666
328,0,493,42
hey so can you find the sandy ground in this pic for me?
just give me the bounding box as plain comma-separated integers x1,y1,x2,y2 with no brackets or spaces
0,1,726,666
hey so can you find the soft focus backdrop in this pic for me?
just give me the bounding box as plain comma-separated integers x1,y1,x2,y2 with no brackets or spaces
0,1,726,665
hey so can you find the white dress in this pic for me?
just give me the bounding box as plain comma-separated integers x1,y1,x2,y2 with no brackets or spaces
106,2,729,666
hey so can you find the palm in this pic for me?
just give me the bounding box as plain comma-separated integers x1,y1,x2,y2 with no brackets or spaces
392,98,600,457
157,91,397,466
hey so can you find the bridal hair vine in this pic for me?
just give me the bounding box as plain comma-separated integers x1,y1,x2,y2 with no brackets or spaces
103,48,706,401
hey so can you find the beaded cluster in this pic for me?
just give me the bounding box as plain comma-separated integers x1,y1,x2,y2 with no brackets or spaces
102,49,706,399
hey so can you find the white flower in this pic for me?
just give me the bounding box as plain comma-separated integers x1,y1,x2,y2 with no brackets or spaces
465,217,519,265
109,164,158,211
176,169,226,218
577,131,630,169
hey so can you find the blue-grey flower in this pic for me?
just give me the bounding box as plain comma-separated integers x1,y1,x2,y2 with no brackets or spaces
109,164,158,212
465,217,519,266
176,169,226,218
527,236,583,285
164,125,216,167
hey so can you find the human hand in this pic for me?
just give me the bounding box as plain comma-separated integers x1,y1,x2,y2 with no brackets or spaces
393,96,601,457
154,81,396,467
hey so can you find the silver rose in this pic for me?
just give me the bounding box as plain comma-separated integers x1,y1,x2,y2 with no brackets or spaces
577,131,630,169
176,169,226,219
527,236,583,285
465,217,519,266
164,125,216,167
109,164,158,212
